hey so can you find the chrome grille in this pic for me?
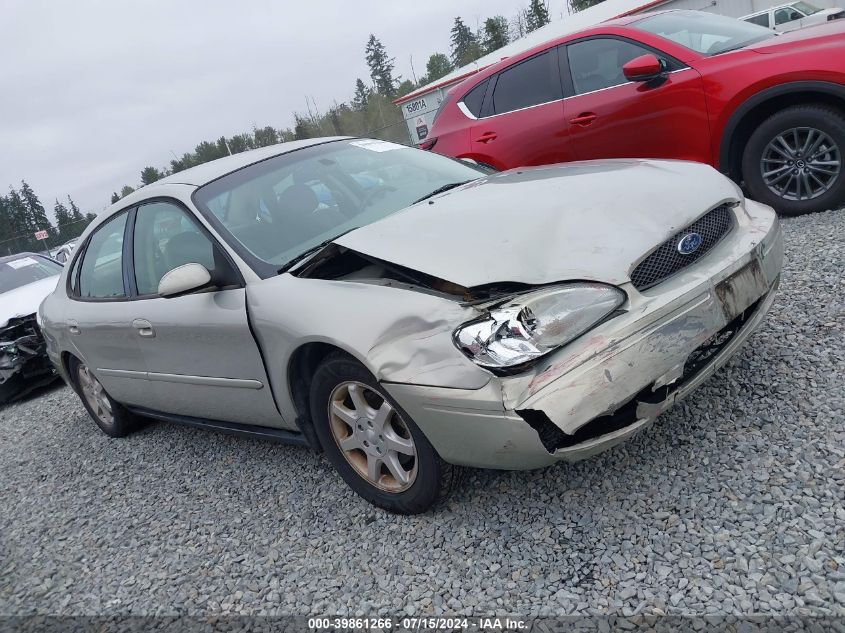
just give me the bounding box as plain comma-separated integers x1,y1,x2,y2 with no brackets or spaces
630,205,734,291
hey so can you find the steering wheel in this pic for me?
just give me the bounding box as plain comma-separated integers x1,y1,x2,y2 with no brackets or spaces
360,184,398,208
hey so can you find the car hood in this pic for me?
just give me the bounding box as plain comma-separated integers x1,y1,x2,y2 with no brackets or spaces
747,18,845,53
335,160,740,288
0,276,60,329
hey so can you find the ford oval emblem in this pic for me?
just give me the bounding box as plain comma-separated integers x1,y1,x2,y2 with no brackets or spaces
677,232,703,255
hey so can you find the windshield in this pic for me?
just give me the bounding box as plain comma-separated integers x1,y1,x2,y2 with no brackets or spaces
0,255,62,294
792,1,821,15
193,139,485,275
635,10,776,56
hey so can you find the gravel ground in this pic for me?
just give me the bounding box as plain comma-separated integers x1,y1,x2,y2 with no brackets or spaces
1,211,843,618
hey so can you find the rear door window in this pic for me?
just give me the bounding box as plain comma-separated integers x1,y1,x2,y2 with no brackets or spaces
490,51,562,115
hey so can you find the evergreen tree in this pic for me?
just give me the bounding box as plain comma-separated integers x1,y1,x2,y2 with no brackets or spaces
569,0,605,11
293,114,318,140
54,200,73,242
19,181,55,240
450,17,483,68
327,104,351,135
253,126,279,147
482,16,510,54
0,195,13,254
365,35,397,97
227,133,254,154
5,189,30,250
352,78,372,111
525,0,551,31
120,185,135,198
396,80,416,98
67,196,85,222
63,196,91,240
111,192,120,204
140,166,164,186
424,53,452,84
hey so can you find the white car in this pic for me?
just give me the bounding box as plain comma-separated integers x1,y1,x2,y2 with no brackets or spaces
0,253,62,402
742,1,844,31
53,238,79,264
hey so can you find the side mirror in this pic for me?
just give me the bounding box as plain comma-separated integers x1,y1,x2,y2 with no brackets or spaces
158,263,211,298
623,54,665,83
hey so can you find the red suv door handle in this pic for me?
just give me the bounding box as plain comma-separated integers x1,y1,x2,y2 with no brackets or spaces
570,112,598,126
475,132,498,143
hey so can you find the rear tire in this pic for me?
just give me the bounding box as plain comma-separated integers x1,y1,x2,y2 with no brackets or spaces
742,105,845,216
69,356,140,438
309,352,457,514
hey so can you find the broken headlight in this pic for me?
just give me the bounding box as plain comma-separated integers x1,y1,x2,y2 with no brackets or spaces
454,283,625,369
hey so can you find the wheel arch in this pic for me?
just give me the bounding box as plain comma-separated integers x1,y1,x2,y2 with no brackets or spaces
61,351,82,394
720,81,845,183
286,341,366,451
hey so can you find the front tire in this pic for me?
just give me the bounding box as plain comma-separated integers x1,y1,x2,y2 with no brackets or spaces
309,352,457,514
69,356,140,438
742,105,845,216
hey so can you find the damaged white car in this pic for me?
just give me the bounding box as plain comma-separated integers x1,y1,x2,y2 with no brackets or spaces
1,253,62,402
39,138,783,513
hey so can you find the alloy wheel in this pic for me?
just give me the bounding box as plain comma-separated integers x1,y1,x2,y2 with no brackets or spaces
327,381,417,493
77,363,114,426
761,127,841,201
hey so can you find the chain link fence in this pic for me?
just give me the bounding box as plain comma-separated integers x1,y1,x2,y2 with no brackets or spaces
364,120,413,146
0,217,92,258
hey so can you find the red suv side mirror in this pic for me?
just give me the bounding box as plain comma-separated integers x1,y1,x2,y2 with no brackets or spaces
623,54,665,82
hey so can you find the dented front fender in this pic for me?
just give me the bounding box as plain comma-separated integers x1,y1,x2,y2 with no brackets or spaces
247,274,491,424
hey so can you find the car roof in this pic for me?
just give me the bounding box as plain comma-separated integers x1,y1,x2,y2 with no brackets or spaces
0,252,42,265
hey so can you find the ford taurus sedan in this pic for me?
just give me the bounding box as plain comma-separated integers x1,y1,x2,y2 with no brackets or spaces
40,138,783,513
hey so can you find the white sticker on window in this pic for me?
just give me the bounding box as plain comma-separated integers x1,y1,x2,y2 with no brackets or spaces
7,256,38,269
349,139,404,152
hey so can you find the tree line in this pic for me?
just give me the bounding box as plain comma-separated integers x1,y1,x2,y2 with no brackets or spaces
0,183,95,256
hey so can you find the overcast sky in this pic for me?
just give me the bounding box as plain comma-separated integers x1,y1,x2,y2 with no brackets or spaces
2,0,567,217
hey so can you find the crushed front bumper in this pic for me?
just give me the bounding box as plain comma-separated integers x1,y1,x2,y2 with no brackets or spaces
383,200,783,470
0,314,57,403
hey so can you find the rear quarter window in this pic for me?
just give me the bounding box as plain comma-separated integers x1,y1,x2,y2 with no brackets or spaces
460,79,489,118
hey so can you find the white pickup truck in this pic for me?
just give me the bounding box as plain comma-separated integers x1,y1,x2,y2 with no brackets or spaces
742,1,844,31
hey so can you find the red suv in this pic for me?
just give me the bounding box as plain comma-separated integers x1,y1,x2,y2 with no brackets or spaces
426,10,845,216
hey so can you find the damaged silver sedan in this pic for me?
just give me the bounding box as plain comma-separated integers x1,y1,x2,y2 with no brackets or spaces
39,138,783,513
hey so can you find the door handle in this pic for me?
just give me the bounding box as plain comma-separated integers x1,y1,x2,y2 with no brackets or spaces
570,112,598,126
132,319,156,338
68,320,80,335
474,132,498,143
